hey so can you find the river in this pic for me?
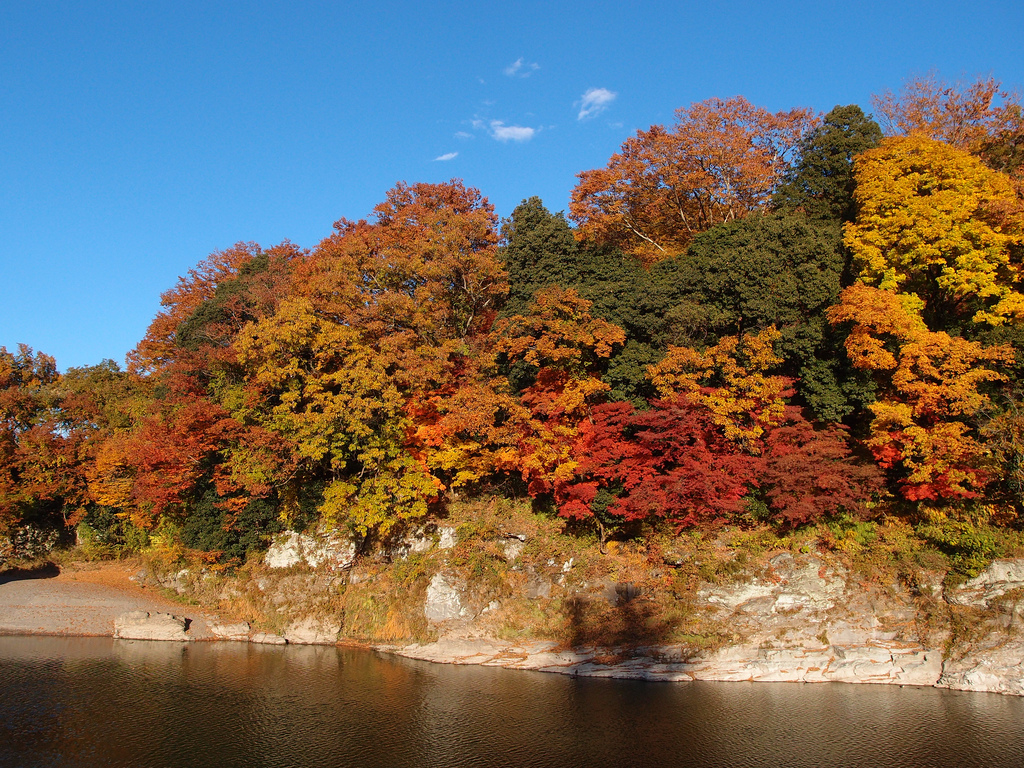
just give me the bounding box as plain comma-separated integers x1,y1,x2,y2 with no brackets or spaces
1,635,1022,767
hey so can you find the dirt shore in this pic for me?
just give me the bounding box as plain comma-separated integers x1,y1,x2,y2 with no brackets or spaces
0,560,224,639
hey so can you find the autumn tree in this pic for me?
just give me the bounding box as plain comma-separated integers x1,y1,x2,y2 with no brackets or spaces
556,398,878,531
130,242,297,374
872,73,1024,223
556,397,759,530
648,327,792,449
570,96,816,263
844,135,1024,328
828,284,1014,500
492,287,625,498
232,180,511,535
0,346,89,533
872,73,1022,156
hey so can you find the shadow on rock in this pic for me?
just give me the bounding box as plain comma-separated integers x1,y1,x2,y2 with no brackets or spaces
0,561,61,585
563,588,679,650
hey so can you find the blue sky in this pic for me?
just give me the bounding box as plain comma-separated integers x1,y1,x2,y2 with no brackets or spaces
2,0,1023,370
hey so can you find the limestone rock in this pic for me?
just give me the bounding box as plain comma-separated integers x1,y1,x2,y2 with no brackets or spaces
437,526,458,550
939,635,1024,696
698,555,848,626
156,568,192,594
114,611,189,641
501,538,525,562
251,631,287,645
264,529,357,571
208,621,251,641
425,573,465,622
264,532,304,568
285,616,342,645
946,559,1024,608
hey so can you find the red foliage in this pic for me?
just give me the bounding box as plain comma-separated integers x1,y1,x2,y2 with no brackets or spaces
760,408,883,525
557,398,757,528
556,397,879,529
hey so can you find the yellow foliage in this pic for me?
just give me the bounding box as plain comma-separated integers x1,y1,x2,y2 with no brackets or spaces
829,284,1014,498
845,135,1024,325
648,327,790,448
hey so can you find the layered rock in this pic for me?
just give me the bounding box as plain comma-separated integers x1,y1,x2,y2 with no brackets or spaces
394,554,1024,695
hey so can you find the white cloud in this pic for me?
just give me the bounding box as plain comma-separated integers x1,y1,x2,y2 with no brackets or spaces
504,57,540,77
577,87,617,120
454,131,473,139
434,152,458,162
490,121,536,142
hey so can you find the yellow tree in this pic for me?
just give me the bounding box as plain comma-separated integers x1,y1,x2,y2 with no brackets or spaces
844,135,1024,327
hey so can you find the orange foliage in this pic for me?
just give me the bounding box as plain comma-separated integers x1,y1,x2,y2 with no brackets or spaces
492,287,625,495
828,284,1013,499
570,97,815,262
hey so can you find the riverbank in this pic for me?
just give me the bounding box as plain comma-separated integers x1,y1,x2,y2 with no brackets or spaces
0,560,227,639
3,554,1023,697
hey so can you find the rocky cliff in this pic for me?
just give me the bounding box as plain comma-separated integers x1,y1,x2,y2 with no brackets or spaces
150,521,1024,696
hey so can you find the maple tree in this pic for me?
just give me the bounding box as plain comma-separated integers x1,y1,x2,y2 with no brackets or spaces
492,287,625,497
556,397,878,531
556,396,758,529
130,242,289,374
570,97,816,263
648,327,792,449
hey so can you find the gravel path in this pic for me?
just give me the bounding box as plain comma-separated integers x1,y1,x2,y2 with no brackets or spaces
0,561,224,639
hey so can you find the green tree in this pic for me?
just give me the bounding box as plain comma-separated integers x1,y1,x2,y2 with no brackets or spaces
500,197,580,317
773,104,883,223
664,211,871,421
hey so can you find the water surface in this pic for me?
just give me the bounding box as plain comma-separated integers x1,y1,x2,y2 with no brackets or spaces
1,635,1022,767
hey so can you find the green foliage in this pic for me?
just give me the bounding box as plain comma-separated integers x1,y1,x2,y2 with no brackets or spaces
667,211,872,420
500,198,664,401
917,519,999,580
76,506,150,558
824,512,879,551
500,197,580,317
773,104,883,222
178,485,284,564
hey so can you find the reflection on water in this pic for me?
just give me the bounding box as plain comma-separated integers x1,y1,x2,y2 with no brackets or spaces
1,635,1023,768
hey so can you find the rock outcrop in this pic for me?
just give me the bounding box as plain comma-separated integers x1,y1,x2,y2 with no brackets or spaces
114,611,189,641
392,554,1024,695
264,529,358,571
285,616,342,645
135,540,1024,696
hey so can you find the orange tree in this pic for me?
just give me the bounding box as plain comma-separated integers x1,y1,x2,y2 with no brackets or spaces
569,96,815,263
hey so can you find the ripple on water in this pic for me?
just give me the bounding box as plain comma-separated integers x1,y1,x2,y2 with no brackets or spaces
1,636,1023,768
